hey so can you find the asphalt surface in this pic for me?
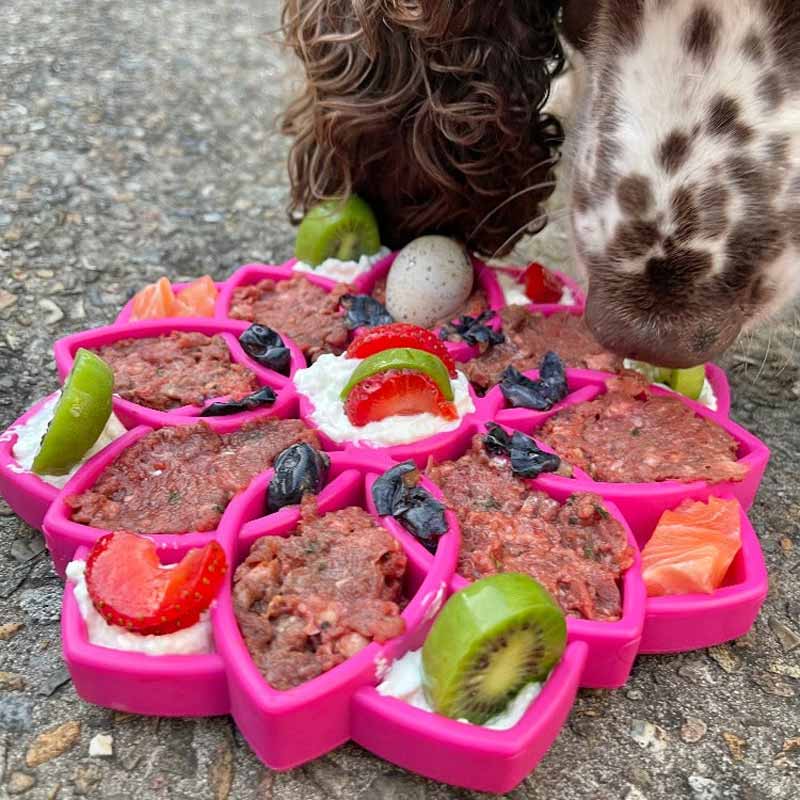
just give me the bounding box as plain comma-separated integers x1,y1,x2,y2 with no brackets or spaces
0,2,798,798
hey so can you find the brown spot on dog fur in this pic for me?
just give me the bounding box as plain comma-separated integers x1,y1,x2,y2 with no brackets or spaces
605,0,645,49
617,174,653,217
758,72,785,110
741,30,766,62
724,220,785,290
726,155,772,201
683,5,721,63
608,220,661,261
671,186,699,242
645,248,712,296
697,183,729,239
763,0,800,85
708,95,753,142
658,131,691,174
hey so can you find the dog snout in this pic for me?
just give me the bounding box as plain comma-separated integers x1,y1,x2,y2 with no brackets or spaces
584,292,743,368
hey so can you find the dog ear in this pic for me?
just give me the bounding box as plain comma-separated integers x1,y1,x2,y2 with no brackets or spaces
561,0,602,50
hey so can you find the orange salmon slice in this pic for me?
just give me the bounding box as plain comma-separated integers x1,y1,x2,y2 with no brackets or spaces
641,496,742,597
130,277,176,320
173,275,218,317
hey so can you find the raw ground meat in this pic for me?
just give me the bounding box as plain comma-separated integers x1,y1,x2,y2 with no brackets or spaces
426,437,634,621
461,307,623,391
95,331,259,411
371,276,489,329
67,419,319,534
228,275,350,360
538,371,748,484
233,499,407,690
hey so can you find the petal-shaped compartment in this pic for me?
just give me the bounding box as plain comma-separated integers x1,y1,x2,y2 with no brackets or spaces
350,640,587,794
42,416,320,576
116,279,227,324
289,249,396,290
61,545,229,717
498,377,769,545
53,318,302,431
491,264,586,311
456,305,731,415
405,419,644,688
219,263,353,361
211,458,459,770
638,498,768,653
358,255,506,363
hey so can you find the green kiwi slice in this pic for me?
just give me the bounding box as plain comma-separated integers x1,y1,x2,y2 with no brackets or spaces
667,365,706,400
294,195,381,267
421,573,566,724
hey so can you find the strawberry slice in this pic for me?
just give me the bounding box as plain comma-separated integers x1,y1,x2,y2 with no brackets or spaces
85,532,227,635
524,262,562,304
344,369,458,426
346,323,457,376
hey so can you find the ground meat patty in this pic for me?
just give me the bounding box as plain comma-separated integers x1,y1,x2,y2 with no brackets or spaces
94,331,259,411
538,371,748,484
461,308,623,391
371,277,489,329
228,276,350,360
233,499,406,690
426,437,633,621
67,419,319,534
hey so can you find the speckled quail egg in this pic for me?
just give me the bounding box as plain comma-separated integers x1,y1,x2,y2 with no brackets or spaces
385,236,474,328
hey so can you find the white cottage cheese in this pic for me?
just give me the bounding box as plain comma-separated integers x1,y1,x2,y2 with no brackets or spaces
623,360,718,411
66,560,214,655
293,246,391,283
9,393,126,488
495,270,576,307
294,353,474,447
376,648,541,730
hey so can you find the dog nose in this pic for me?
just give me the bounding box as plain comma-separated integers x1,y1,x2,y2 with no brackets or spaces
584,294,742,369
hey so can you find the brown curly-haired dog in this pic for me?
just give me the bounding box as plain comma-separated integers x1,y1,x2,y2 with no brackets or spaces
280,0,566,258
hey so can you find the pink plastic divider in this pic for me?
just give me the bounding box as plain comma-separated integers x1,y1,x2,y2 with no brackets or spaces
638,499,769,653
284,249,398,294
498,377,770,546
351,641,588,795
53,317,302,432
0,393,66,531
115,280,227,325
212,456,459,770
490,264,586,311
61,545,229,717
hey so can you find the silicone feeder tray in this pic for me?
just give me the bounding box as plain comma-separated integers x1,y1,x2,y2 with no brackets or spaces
351,640,588,794
42,406,314,575
0,393,94,531
115,279,226,324
496,377,770,546
61,545,229,717
638,498,769,653
357,255,507,363
53,317,302,431
297,375,496,470
212,455,461,770
491,264,586,311
395,416,645,688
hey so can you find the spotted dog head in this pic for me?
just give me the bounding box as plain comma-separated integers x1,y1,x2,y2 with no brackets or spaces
569,0,800,366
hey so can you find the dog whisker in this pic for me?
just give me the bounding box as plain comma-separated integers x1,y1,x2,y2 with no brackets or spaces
469,178,557,239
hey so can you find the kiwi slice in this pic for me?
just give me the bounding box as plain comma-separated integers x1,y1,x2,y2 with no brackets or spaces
421,573,566,724
668,365,706,400
628,360,672,385
294,195,381,267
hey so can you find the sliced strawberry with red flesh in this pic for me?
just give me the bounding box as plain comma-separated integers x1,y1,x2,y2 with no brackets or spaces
346,323,457,376
344,368,459,426
85,532,227,635
524,262,562,303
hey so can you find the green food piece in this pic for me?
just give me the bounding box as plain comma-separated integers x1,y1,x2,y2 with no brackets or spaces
340,348,454,401
295,195,381,267
32,349,114,476
668,365,706,400
421,573,566,724
628,360,672,385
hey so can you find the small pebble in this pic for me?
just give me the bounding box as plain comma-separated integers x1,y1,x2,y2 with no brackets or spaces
722,731,746,761
7,771,35,795
37,298,64,325
681,717,708,743
688,775,721,800
89,733,113,757
629,720,669,755
25,720,81,767
768,617,800,652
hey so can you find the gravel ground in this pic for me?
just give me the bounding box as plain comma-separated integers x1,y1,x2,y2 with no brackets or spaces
0,2,798,798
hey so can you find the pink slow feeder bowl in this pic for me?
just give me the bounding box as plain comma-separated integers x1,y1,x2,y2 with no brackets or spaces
490,264,586,312
494,376,769,545
637,497,769,654
115,279,226,325
53,317,302,431
403,416,645,689
212,457,461,770
61,544,229,718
